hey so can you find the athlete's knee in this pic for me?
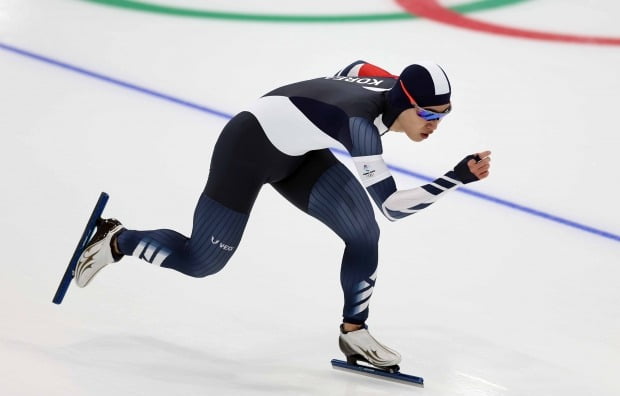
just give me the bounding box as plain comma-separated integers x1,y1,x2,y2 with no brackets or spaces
181,259,228,278
185,266,222,278
163,252,232,278
345,219,380,250
368,220,380,242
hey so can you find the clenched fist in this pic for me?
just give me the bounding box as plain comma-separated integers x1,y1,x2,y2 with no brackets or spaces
453,150,492,184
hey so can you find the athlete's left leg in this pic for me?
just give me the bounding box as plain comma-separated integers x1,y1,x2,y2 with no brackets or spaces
113,112,272,278
271,150,380,325
115,191,250,278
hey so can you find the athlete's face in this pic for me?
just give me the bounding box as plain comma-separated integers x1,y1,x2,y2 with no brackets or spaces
391,103,451,142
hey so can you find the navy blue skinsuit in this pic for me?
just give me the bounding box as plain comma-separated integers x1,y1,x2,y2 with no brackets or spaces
116,61,464,324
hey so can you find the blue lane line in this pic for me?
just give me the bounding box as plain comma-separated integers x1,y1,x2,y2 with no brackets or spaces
0,42,232,121
2,42,618,243
332,148,619,242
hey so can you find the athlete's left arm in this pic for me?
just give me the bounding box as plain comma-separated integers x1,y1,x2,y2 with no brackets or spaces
350,118,490,221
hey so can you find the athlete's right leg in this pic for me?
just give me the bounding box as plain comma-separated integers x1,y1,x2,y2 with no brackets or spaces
271,150,381,326
272,150,401,368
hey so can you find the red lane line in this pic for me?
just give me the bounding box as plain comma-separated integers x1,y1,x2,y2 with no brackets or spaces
396,0,620,46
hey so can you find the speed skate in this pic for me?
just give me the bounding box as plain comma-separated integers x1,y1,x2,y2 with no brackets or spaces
331,325,424,386
331,358,424,387
52,192,109,304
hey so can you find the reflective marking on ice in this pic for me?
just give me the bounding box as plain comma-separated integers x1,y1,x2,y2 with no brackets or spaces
456,371,508,391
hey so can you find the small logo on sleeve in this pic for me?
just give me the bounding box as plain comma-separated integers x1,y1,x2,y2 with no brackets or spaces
362,164,375,178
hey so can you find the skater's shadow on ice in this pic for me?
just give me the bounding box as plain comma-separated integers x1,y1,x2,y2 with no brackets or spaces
9,334,315,393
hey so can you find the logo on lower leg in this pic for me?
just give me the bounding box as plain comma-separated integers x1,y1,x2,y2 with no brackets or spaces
132,239,171,267
211,236,235,251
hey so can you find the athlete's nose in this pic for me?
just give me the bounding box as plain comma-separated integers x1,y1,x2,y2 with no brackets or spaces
426,121,438,132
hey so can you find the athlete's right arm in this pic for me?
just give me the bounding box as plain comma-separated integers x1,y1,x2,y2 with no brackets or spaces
335,61,397,78
350,117,488,221
356,153,486,222
352,150,463,222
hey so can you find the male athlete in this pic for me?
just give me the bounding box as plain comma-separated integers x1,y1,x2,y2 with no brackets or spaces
73,60,491,370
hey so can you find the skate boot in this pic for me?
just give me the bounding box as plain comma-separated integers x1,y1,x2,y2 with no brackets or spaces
339,324,402,372
74,218,124,288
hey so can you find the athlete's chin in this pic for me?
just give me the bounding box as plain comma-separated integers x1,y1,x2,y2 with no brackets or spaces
407,133,427,142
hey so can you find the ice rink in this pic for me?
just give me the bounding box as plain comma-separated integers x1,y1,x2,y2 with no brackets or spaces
1,0,619,395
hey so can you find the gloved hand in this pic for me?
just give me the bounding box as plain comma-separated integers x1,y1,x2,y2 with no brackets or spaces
453,150,492,184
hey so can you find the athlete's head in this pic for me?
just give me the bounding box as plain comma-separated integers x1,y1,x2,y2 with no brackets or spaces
386,62,452,142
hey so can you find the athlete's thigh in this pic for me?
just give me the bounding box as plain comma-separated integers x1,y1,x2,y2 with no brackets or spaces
206,111,307,214
272,149,377,239
270,149,339,212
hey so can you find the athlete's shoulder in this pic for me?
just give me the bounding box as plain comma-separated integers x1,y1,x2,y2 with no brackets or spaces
335,60,398,79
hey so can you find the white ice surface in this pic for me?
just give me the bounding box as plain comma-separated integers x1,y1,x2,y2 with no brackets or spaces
1,1,619,395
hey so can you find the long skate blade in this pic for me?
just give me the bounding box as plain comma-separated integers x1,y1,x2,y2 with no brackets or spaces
52,192,109,305
331,359,424,387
